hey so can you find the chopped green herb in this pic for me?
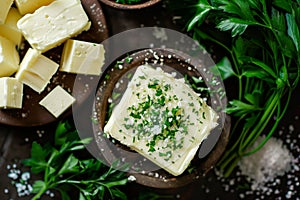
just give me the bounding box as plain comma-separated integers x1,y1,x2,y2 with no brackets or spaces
125,55,133,63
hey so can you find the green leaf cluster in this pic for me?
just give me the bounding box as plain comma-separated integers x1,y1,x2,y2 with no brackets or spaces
23,120,129,200
169,0,300,176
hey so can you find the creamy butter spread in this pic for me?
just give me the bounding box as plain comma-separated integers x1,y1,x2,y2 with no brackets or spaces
17,0,91,53
0,77,23,109
104,64,219,176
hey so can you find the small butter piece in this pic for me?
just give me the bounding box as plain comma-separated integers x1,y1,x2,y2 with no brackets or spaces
0,77,23,109
15,48,59,93
0,36,20,77
0,0,13,24
60,39,105,75
0,7,23,47
39,85,75,118
17,0,91,53
15,0,55,15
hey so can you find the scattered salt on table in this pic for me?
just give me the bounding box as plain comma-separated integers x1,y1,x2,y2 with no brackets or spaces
238,136,294,191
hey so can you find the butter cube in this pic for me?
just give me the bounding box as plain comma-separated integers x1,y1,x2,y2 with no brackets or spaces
39,85,75,118
15,0,55,15
104,65,219,176
17,0,91,53
15,48,59,93
0,0,13,24
0,36,20,77
0,77,23,109
0,7,23,47
60,39,105,75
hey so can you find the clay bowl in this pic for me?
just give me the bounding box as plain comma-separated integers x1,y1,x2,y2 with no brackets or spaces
93,48,230,188
98,0,161,9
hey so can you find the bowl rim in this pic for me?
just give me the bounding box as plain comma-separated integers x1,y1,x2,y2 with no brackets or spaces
92,48,230,188
98,0,161,9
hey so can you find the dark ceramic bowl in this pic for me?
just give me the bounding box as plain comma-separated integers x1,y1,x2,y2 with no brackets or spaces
99,0,161,9
93,48,230,188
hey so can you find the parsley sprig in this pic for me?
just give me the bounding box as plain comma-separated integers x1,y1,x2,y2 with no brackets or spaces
169,0,300,176
23,120,129,200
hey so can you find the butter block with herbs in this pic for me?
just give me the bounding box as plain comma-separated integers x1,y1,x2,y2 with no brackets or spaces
0,36,20,77
0,77,23,109
0,7,23,47
15,0,55,15
15,48,59,93
60,39,105,75
0,0,13,24
39,85,75,118
104,64,219,176
17,0,91,53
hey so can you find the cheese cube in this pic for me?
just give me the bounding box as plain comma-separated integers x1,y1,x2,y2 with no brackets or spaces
104,65,219,176
0,77,23,109
60,39,105,75
17,0,91,53
15,0,55,15
0,0,13,24
15,48,59,93
39,85,75,118
0,36,20,77
0,8,23,47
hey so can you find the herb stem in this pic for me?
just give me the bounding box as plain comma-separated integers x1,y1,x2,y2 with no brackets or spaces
32,185,48,200
244,89,292,155
239,92,279,153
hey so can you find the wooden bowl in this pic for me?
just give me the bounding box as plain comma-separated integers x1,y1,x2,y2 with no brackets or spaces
99,0,161,9
93,48,230,188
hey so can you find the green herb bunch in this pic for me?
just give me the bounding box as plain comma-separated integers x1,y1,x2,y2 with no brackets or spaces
23,121,129,200
169,0,300,176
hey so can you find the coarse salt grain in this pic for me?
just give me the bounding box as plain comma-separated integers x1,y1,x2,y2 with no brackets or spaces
238,136,294,190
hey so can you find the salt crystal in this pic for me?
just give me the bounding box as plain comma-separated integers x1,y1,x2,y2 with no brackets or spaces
127,175,136,182
8,172,18,180
21,172,30,181
289,125,294,132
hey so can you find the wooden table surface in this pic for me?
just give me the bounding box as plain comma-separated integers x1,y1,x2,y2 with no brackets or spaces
1,2,299,200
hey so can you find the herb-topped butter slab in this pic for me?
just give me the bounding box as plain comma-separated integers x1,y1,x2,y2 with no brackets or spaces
104,64,219,176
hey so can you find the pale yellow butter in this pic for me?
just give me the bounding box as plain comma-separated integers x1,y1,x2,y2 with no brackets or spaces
104,64,219,176
60,39,105,75
0,7,23,47
0,36,20,77
39,85,75,118
0,0,13,24
0,77,23,109
17,0,91,53
15,0,55,15
15,48,59,93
